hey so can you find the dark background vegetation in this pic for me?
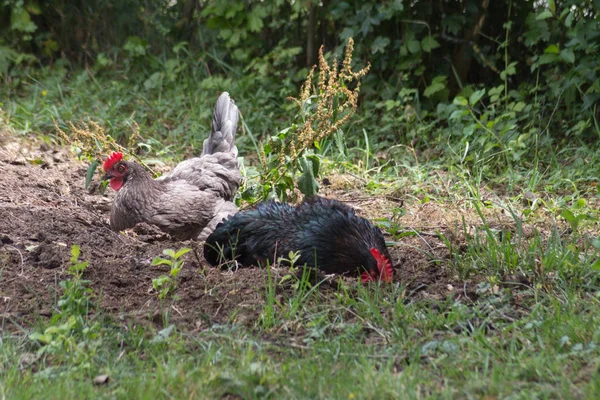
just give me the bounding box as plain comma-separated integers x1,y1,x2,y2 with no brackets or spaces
2,1,598,166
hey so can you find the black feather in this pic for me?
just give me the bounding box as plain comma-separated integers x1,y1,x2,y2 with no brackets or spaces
203,196,392,277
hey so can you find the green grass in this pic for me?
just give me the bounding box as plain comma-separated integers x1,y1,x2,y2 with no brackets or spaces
1,60,293,159
2,64,600,398
3,279,600,399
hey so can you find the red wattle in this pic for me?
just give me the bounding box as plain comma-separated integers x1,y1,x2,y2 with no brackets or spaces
381,263,393,283
369,247,393,283
110,178,124,191
361,271,373,282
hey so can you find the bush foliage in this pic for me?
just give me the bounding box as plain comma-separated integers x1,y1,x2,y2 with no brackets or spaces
1,0,599,188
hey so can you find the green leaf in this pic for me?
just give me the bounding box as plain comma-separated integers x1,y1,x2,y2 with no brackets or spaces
560,48,575,64
565,12,574,28
512,102,526,112
424,76,447,98
10,7,37,33
544,44,560,54
536,10,553,20
247,11,264,32
395,231,418,239
305,154,320,176
407,40,421,54
74,260,89,271
453,96,468,107
151,324,175,343
449,109,468,120
162,249,176,258
424,84,443,99
152,276,170,290
504,62,517,76
29,332,48,343
152,257,172,266
488,85,504,97
592,259,600,270
384,100,397,111
297,157,320,197
85,160,99,189
339,27,354,42
174,247,192,259
560,209,577,230
371,36,391,54
278,274,294,285
26,1,42,15
536,53,558,66
71,245,81,260
469,89,485,105
143,72,163,90
123,36,147,57
421,36,440,52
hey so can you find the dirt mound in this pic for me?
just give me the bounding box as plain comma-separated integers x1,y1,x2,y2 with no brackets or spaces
0,133,462,333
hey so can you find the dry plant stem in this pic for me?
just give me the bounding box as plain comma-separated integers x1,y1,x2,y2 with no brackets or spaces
5,245,25,275
260,38,370,188
55,119,156,176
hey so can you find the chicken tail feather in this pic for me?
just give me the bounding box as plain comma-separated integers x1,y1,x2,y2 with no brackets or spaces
202,92,239,157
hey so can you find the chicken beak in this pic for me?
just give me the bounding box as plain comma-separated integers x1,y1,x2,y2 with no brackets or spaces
101,172,113,181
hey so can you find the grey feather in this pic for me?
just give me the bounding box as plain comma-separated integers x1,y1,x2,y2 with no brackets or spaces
106,92,242,241
201,92,239,157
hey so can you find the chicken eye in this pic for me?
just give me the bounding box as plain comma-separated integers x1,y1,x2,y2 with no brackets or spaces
117,164,126,173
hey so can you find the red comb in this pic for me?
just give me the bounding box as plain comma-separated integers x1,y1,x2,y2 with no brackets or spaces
103,152,123,171
361,248,393,283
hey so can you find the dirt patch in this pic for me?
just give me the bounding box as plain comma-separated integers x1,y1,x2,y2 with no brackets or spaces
0,132,478,333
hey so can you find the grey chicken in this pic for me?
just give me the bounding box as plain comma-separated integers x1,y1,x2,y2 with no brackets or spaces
102,92,241,240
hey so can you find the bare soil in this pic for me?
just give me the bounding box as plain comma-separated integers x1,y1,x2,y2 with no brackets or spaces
0,131,489,334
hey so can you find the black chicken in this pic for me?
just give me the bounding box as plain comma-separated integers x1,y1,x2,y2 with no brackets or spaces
203,196,393,282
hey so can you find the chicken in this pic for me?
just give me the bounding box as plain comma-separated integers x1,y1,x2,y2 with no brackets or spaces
203,196,393,282
102,92,241,241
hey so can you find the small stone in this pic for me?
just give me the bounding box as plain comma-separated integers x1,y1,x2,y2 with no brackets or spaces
93,375,110,385
0,235,12,244
523,191,539,206
18,352,39,370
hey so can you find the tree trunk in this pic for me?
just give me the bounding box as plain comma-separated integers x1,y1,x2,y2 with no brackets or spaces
450,0,489,95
